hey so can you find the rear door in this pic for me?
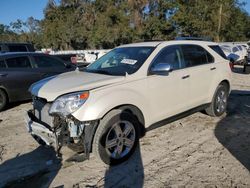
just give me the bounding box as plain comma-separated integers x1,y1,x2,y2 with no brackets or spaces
3,56,41,100
181,45,216,107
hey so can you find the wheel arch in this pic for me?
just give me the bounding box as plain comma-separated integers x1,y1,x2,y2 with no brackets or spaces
102,104,146,138
219,79,230,93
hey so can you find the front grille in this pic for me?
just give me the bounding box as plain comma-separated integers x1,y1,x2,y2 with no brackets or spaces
32,96,54,127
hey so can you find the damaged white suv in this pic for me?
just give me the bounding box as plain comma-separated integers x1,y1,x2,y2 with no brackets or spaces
25,41,231,165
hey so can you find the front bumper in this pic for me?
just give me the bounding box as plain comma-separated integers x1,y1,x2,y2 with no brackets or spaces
24,110,57,147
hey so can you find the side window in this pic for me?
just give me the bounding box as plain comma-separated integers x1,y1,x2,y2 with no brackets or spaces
209,45,228,59
33,56,65,68
181,45,213,67
151,45,183,70
6,56,31,68
8,45,28,52
238,46,242,50
0,60,6,68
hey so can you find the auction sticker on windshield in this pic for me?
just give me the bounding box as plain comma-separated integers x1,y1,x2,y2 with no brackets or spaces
121,59,137,65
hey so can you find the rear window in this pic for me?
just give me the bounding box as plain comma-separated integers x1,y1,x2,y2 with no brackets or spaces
6,56,31,68
0,60,6,68
209,45,228,59
8,45,28,52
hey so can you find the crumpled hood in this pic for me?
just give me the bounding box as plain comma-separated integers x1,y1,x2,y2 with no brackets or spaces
30,70,125,101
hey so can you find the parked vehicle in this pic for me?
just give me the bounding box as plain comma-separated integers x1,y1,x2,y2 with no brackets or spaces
0,42,35,53
235,45,247,62
25,41,231,165
0,52,76,111
243,62,250,73
220,44,247,65
84,52,98,63
244,49,250,73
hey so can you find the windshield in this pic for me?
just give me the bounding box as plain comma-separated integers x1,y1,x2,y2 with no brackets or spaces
85,47,155,76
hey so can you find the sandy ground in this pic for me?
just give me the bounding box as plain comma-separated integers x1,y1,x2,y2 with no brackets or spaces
0,66,250,188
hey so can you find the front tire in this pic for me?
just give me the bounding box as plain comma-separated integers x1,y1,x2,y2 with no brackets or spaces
0,89,8,111
93,109,139,165
205,84,229,117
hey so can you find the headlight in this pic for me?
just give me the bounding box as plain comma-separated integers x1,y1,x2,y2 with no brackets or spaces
49,91,89,116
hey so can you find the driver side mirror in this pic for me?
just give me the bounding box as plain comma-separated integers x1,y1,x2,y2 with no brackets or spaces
150,63,172,76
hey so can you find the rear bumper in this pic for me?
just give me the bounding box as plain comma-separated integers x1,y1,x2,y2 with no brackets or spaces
24,110,56,147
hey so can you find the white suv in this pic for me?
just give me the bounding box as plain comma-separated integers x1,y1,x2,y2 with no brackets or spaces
25,41,231,165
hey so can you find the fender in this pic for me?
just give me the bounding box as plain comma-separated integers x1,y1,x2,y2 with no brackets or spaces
72,81,151,127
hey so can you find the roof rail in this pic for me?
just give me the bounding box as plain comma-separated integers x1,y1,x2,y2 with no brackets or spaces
175,36,212,41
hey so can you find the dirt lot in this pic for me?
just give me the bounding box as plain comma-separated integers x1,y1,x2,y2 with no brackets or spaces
0,66,250,188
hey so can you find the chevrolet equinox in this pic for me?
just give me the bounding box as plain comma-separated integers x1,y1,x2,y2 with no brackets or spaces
25,41,231,165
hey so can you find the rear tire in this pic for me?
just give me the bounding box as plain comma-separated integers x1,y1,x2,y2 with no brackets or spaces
0,89,8,111
205,84,229,117
93,109,139,165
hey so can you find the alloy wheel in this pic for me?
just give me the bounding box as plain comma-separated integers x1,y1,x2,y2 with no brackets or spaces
216,90,227,113
105,120,136,159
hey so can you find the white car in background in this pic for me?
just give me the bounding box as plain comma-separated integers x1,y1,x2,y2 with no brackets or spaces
220,44,247,65
83,51,109,64
235,45,247,62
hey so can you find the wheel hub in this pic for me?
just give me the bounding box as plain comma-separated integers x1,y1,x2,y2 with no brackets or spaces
216,90,227,113
105,120,135,159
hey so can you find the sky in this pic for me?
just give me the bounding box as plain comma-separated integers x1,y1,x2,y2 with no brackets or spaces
0,0,48,25
0,0,250,26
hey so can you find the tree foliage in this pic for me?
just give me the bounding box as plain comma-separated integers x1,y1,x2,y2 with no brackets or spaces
0,0,250,50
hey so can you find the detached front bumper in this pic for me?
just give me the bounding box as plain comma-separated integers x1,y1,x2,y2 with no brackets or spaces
24,110,57,147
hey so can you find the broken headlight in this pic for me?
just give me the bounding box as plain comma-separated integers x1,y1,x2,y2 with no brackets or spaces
49,91,89,116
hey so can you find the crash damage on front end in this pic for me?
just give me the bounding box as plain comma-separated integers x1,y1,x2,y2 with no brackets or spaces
23,70,125,159
24,95,98,158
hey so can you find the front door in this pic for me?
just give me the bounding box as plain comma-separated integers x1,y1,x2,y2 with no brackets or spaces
147,45,190,124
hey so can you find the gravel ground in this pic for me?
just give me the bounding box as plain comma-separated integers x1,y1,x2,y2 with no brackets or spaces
0,66,250,188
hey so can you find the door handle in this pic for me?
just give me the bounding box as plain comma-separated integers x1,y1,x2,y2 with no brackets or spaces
0,73,8,77
210,67,216,71
182,75,190,79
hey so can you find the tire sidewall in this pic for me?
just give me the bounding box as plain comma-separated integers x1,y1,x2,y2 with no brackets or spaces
0,90,7,111
94,111,139,165
212,84,228,117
